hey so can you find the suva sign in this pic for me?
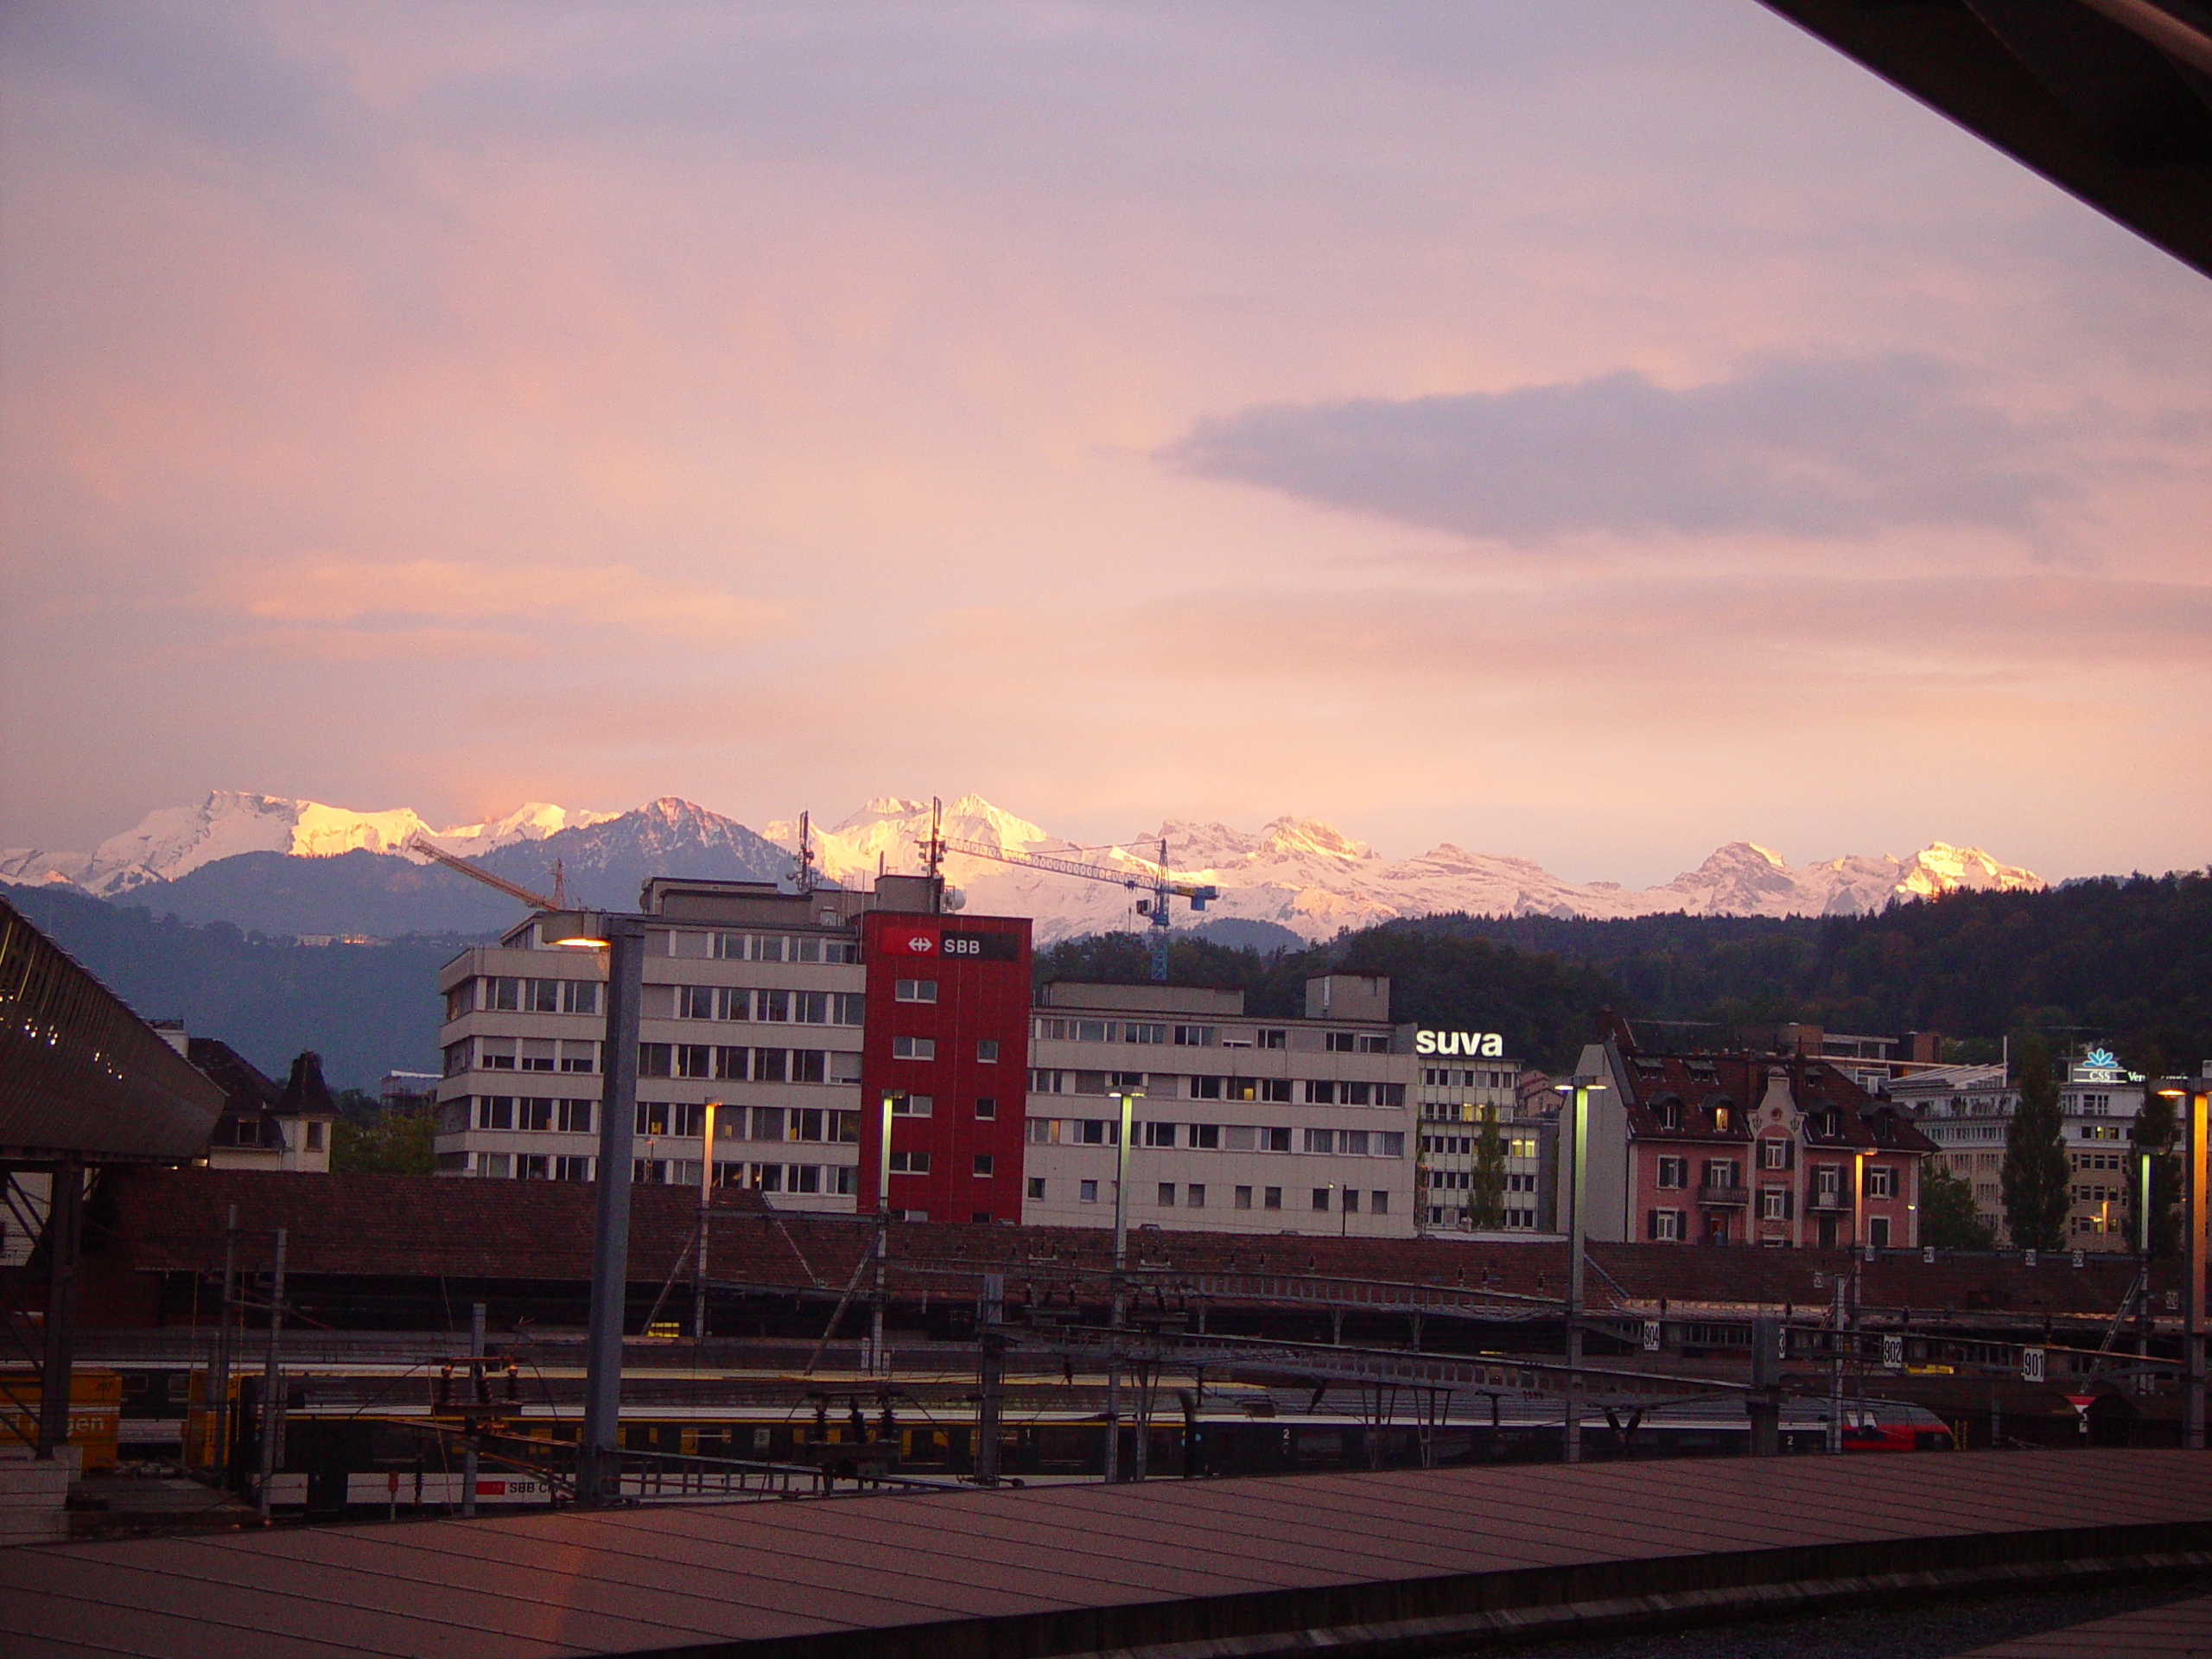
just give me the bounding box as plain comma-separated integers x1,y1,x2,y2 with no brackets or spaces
1414,1030,1505,1058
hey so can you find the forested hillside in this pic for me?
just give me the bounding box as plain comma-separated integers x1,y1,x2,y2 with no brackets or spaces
1038,871,2212,1074
14,866,2204,1090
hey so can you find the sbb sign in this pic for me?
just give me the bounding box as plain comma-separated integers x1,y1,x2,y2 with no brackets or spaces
1415,1030,1505,1058
889,928,1019,962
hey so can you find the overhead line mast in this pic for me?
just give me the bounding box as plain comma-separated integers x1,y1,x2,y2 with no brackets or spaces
918,797,1217,982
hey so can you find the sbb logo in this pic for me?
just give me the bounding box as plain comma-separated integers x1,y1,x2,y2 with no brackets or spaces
901,933,936,953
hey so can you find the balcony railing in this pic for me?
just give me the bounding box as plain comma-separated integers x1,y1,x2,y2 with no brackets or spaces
1808,1190,1851,1212
1697,1182,1749,1206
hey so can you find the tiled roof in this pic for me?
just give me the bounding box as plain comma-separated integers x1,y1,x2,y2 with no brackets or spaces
1618,1050,1936,1154
92,1169,2164,1319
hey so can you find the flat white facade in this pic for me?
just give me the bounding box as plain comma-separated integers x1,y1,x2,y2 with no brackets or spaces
433,886,880,1211
1020,976,1426,1237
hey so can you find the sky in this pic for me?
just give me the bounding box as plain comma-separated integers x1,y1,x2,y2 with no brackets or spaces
3,0,2207,889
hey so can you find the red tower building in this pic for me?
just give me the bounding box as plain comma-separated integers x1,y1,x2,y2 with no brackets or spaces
858,909,1032,1224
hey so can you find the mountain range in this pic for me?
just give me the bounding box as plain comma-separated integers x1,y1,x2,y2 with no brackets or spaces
3,790,2042,942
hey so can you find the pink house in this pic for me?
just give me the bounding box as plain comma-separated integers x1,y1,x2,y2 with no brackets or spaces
1565,1022,1934,1249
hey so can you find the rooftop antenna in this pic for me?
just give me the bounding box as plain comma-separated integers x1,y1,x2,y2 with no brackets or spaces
790,810,817,895
925,798,945,884
550,858,569,909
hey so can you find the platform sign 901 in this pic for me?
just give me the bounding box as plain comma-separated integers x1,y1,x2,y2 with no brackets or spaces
941,931,1019,961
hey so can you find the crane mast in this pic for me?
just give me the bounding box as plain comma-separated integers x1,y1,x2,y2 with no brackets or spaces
919,798,1217,982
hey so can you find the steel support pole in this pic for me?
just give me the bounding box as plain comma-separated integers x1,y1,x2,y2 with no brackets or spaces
975,1274,1004,1484
208,1203,238,1481
1564,1086,1588,1465
1106,1090,1135,1483
578,918,643,1507
256,1228,287,1520
2187,1088,2206,1452
694,1102,717,1344
461,1300,485,1518
872,1091,894,1376
35,1161,82,1460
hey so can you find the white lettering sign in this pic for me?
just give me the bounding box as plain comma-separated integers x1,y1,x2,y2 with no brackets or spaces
1414,1030,1504,1058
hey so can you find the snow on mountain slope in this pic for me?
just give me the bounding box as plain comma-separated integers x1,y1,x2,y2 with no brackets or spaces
6,788,2043,936
759,795,2042,941
0,791,612,898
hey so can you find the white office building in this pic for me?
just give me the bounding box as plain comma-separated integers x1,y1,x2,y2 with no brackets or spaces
1887,1049,2147,1249
1020,976,1427,1238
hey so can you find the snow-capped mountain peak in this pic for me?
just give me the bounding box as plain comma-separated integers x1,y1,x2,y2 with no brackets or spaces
0,791,616,898
3,787,2046,938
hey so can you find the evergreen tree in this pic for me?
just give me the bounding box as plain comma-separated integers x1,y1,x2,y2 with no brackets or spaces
2126,1084,2181,1259
1469,1104,1506,1230
2000,1034,2071,1251
1917,1164,1996,1250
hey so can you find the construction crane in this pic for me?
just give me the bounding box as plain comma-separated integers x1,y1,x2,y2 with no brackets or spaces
918,798,1217,982
405,832,566,912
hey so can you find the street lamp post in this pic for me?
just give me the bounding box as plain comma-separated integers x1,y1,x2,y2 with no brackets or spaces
1104,1089,1138,1482
550,912,645,1508
694,1101,718,1344
2160,1079,2209,1452
873,1090,898,1376
1554,1077,1605,1465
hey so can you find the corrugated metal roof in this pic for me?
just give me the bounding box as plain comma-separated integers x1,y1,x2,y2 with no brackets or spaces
1,1447,2204,1657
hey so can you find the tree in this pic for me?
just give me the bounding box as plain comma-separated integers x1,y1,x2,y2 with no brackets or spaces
333,1107,435,1175
2126,1084,2181,1259
2000,1034,2071,1252
1469,1104,1506,1230
1917,1164,1996,1250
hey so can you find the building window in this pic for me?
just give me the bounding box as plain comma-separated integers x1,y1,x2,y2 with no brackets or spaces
638,1044,671,1078
1649,1209,1684,1241
1358,1034,1390,1053
1312,1187,1331,1211
1865,1166,1895,1198
974,1096,997,1120
889,1150,931,1173
1190,1123,1222,1150
1342,1189,1360,1213
1260,1079,1293,1103
1304,1128,1333,1154
1264,1186,1282,1210
1263,1127,1292,1153
554,1155,592,1181
1760,1187,1790,1221
1370,1191,1388,1214
1761,1140,1790,1170
1027,1177,1046,1200
1656,1156,1686,1190
893,1036,937,1061
1079,1179,1099,1204
304,1122,324,1152
478,1153,511,1179
976,1039,1000,1063
1868,1216,1891,1248
1187,1184,1206,1209
1325,1033,1356,1052
1235,1185,1253,1210
1173,1025,1217,1047
1190,1076,1224,1100
1158,1183,1176,1206
895,979,938,1003
563,981,599,1015
892,1094,932,1116
1259,1029,1287,1049
972,1154,995,1178
515,1154,549,1179
558,1100,594,1134
478,1096,515,1131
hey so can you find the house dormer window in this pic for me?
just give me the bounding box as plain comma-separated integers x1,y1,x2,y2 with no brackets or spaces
1712,1106,1731,1132
1656,1096,1681,1130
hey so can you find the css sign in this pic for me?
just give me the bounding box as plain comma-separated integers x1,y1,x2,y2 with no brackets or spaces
1414,1030,1505,1058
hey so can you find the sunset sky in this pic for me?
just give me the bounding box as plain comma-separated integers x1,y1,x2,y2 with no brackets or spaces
3,1,2207,887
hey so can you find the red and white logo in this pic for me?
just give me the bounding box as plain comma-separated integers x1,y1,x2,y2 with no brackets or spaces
902,932,936,953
